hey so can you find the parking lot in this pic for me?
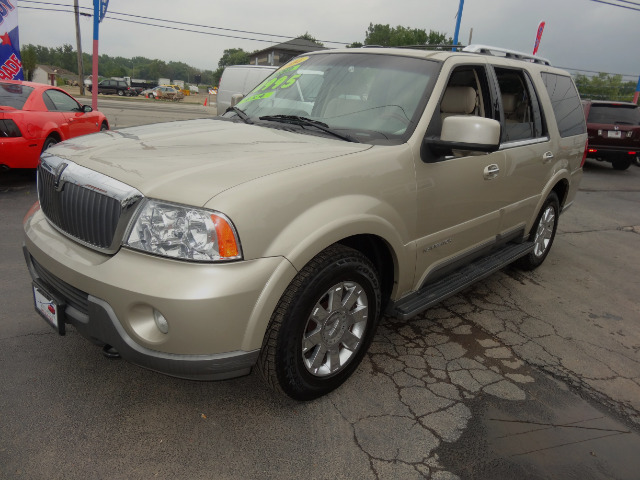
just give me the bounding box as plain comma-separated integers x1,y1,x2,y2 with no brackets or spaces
1,99,639,479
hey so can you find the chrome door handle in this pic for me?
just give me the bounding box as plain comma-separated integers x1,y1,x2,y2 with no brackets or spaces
483,164,500,180
543,151,554,163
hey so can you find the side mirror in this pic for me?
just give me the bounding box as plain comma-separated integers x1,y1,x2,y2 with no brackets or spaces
230,93,244,107
82,104,93,113
425,116,501,160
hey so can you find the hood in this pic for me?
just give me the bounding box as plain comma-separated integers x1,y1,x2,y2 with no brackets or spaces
47,118,372,206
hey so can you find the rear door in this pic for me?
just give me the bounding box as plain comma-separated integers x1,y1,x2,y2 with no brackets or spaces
490,66,553,237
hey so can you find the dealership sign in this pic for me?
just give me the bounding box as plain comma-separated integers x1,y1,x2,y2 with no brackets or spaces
0,0,23,80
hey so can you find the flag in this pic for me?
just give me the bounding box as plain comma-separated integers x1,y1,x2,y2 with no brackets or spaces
0,0,23,80
532,21,546,56
99,0,109,23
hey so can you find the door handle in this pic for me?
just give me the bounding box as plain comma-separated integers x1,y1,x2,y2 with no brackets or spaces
542,151,554,163
483,164,500,180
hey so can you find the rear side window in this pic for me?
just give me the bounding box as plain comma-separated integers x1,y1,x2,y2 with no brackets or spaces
587,104,640,125
541,73,586,137
494,67,546,142
0,82,34,109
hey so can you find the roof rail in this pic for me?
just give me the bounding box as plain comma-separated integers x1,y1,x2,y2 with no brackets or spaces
462,45,551,66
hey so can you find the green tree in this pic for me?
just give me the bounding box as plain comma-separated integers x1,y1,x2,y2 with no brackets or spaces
575,73,635,101
362,23,452,47
217,48,250,68
20,44,38,81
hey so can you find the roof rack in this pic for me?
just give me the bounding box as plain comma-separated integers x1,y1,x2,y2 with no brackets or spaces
462,45,551,66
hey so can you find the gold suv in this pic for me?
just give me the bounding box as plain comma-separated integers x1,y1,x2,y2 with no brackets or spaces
24,46,588,400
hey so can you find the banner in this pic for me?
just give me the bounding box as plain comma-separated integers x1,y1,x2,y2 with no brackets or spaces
532,21,546,56
0,0,23,80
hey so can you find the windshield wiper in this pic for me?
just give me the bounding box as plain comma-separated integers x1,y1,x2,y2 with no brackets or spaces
258,115,360,143
225,106,253,124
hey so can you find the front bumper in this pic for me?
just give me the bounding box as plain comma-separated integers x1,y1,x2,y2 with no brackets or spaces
23,207,295,380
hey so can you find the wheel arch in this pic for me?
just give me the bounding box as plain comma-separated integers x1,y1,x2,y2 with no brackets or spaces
240,232,403,353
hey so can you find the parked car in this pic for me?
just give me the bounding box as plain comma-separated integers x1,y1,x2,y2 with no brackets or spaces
582,100,640,170
0,80,109,169
88,79,133,96
216,65,277,115
150,86,183,101
23,46,587,400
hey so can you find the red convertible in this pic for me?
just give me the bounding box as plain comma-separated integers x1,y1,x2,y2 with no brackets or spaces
0,80,109,169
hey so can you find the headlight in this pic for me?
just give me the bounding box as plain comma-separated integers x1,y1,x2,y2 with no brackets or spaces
125,200,242,262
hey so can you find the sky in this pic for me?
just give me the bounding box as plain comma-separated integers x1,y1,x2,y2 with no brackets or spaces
15,0,640,82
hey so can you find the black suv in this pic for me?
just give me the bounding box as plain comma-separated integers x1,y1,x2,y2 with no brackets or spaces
582,100,640,170
88,79,132,97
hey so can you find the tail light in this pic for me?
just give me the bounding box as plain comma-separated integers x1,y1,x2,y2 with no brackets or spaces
0,119,22,137
581,140,588,168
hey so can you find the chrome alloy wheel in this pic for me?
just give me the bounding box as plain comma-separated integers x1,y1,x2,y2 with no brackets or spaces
302,281,369,377
533,204,556,257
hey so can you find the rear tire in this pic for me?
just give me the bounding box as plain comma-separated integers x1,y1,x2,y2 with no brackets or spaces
100,122,108,131
258,244,381,401
516,192,559,271
612,157,631,170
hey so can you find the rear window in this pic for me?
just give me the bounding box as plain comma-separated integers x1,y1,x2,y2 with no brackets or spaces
541,73,586,137
587,104,640,125
0,82,34,109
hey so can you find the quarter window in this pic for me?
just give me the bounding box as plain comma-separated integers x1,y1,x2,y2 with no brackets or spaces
541,73,586,137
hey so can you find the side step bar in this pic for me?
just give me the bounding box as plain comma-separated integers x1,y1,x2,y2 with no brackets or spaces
392,242,534,320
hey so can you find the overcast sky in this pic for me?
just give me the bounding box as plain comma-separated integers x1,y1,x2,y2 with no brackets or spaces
16,0,640,81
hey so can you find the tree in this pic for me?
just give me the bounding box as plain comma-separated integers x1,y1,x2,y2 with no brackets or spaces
362,23,452,47
20,44,37,81
217,48,250,68
575,73,636,101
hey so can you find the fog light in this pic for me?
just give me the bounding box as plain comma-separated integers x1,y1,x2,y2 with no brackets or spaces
153,309,169,334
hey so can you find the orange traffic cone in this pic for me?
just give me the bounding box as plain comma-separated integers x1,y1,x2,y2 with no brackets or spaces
203,98,208,107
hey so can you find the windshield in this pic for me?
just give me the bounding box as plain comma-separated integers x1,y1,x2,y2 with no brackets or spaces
226,53,439,144
0,82,34,109
588,104,640,125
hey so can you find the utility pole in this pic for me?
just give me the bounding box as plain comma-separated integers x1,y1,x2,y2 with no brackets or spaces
74,0,84,95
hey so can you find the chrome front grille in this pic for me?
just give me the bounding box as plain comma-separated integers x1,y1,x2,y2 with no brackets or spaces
37,155,144,253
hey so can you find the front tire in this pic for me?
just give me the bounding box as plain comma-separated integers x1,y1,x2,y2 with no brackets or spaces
258,244,381,401
517,191,559,271
117,90,124,97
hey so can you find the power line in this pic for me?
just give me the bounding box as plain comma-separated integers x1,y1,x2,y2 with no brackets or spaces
17,1,640,79
588,0,640,12
18,0,350,46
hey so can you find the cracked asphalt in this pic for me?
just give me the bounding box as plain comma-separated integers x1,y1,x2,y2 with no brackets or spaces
1,104,639,479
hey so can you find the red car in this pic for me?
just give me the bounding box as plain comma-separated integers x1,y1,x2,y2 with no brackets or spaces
0,80,109,169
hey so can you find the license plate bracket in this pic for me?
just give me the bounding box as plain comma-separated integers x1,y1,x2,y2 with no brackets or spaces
32,282,66,335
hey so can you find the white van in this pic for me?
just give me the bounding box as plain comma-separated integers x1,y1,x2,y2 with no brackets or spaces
216,65,277,115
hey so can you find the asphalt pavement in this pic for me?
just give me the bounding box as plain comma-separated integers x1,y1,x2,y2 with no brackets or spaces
1,102,639,479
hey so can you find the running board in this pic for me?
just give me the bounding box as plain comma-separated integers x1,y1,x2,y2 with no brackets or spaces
392,242,534,320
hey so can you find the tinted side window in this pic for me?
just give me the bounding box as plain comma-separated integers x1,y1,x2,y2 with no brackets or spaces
541,73,586,137
44,90,80,112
